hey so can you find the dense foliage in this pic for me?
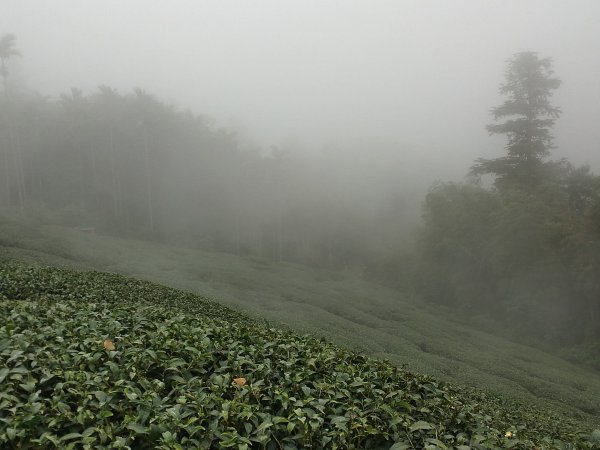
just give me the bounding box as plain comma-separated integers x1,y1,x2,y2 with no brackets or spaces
2,33,600,410
373,53,600,352
1,260,598,449
417,173,600,345
0,34,383,268
471,52,562,188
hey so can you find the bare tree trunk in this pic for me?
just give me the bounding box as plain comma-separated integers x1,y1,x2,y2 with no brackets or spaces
118,176,127,230
277,208,283,263
1,135,10,207
0,71,9,207
89,145,97,200
6,133,23,211
79,151,86,212
142,129,154,235
108,126,120,221
13,126,26,211
2,70,24,211
4,119,25,212
235,212,242,256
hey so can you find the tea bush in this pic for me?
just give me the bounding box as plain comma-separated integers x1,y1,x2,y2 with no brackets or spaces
1,261,598,449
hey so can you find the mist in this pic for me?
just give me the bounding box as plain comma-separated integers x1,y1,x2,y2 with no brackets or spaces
4,2,600,445
2,0,600,311
4,0,600,169
4,0,599,272
0,0,598,329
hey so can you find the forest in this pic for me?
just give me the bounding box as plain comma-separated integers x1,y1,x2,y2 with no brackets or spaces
1,33,600,360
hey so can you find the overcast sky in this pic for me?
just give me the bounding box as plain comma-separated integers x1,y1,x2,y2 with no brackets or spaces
3,1,600,176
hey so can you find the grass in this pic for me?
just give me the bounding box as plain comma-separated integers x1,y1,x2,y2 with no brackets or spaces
1,260,599,449
1,215,600,427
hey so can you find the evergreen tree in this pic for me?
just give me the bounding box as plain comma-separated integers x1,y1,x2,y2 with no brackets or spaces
471,52,561,188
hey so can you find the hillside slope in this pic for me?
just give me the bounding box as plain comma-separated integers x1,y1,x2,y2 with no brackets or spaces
1,260,599,449
1,217,600,424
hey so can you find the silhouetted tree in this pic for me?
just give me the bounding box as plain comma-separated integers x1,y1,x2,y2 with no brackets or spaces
0,33,19,96
132,88,158,235
96,86,124,223
471,52,561,189
0,33,25,210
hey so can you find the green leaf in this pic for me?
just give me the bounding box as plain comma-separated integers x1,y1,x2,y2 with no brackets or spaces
410,420,434,432
60,433,82,442
425,438,448,449
396,400,412,412
99,410,113,418
82,427,96,437
19,381,36,392
127,423,149,434
94,391,107,403
330,416,348,426
389,443,410,450
6,428,17,440
10,366,29,375
36,432,61,445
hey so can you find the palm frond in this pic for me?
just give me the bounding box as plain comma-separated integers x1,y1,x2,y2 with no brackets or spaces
0,33,20,60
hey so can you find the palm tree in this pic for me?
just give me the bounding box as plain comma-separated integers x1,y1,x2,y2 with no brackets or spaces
60,88,91,211
96,85,124,223
0,33,20,96
0,33,24,209
132,87,157,235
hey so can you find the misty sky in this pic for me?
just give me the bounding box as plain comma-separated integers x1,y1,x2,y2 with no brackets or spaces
3,1,600,177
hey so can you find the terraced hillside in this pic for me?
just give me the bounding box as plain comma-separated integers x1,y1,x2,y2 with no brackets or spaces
1,219,600,425
1,260,599,449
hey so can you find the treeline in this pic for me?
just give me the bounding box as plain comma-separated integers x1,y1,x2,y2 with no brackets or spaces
1,85,388,266
417,168,600,344
375,53,600,347
2,34,599,349
2,33,408,268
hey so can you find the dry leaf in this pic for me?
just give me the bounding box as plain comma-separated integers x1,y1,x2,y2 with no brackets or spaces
103,339,116,351
233,377,246,386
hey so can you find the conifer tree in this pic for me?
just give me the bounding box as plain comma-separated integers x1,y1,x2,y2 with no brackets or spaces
471,52,561,188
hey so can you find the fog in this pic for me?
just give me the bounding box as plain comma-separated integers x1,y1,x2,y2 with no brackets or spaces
2,0,599,238
4,0,600,173
3,2,600,433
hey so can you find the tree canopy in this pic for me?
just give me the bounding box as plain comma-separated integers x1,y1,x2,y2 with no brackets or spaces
471,52,561,189
0,33,20,90
411,52,600,351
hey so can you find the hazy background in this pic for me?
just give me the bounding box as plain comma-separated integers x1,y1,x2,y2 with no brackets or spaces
3,0,600,403
3,0,600,179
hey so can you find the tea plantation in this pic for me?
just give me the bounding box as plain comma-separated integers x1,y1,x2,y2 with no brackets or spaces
1,260,599,449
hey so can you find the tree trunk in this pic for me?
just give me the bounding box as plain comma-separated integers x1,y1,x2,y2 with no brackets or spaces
1,135,10,207
2,72,25,211
142,129,154,235
108,126,120,221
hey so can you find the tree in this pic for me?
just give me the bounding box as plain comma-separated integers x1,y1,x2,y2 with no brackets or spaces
132,88,158,236
418,182,499,307
0,33,20,96
95,85,124,223
0,33,25,210
471,52,561,189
